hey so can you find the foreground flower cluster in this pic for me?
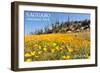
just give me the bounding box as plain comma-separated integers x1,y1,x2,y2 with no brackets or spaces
24,32,90,62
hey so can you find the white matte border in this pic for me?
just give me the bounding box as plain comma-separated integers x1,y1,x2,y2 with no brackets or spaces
18,5,96,68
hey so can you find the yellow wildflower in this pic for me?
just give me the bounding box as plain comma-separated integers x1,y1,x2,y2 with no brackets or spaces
68,47,73,53
62,55,66,59
39,45,41,49
26,59,32,62
38,51,42,55
62,55,71,60
53,43,57,46
66,55,71,59
34,44,38,47
51,49,55,53
56,46,59,51
60,48,63,50
31,51,35,56
25,53,32,57
43,47,47,52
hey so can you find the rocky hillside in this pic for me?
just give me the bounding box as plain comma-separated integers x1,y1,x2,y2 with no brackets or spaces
32,19,90,35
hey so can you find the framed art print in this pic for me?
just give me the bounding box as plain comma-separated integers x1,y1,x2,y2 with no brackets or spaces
11,1,97,71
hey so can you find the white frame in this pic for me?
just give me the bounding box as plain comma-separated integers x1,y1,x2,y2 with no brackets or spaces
18,5,96,68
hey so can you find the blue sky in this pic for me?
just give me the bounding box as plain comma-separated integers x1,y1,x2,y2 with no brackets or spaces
24,11,90,35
